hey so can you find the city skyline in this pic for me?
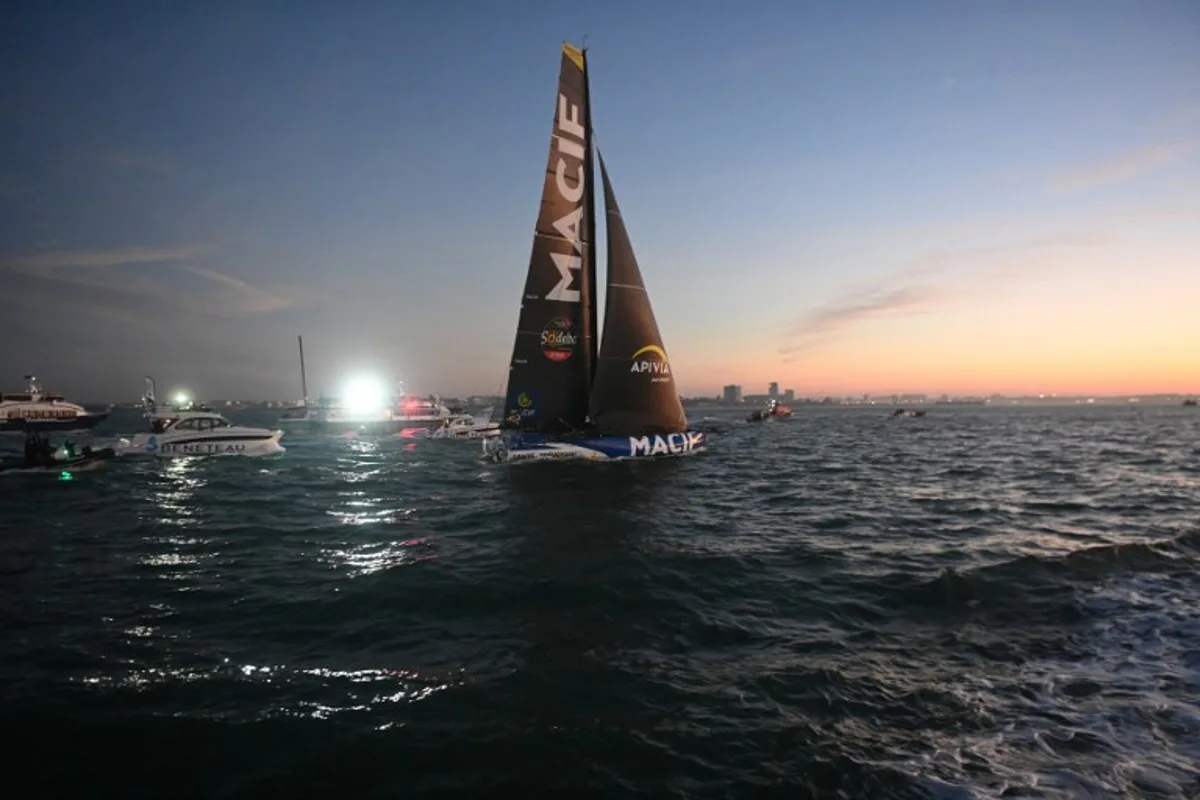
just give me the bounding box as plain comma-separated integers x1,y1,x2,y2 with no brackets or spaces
77,378,1199,406
1,1,1197,400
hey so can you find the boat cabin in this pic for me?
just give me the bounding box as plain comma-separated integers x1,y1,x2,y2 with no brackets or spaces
151,412,234,434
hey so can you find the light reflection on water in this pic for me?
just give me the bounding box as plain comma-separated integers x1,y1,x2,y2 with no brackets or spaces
321,537,433,576
141,458,206,527
75,663,457,721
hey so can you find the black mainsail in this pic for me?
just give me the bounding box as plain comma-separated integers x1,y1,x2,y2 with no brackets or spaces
501,42,597,433
588,153,689,435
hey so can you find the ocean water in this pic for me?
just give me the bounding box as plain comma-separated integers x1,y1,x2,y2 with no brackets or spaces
1,405,1198,799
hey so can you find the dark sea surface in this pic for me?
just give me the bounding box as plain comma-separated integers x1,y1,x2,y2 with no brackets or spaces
1,404,1198,799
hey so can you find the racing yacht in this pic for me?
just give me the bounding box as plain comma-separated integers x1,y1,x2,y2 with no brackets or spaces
116,377,285,458
0,375,109,433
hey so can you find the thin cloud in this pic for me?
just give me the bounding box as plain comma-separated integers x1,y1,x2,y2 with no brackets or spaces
780,233,1114,361
183,266,296,313
3,244,208,272
785,285,940,343
1047,141,1197,194
1,244,297,317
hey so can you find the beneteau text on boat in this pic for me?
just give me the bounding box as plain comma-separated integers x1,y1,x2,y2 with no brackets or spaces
483,43,707,463
0,375,109,433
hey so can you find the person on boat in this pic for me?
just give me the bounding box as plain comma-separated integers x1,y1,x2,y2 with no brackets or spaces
38,436,56,465
23,432,39,467
23,432,56,467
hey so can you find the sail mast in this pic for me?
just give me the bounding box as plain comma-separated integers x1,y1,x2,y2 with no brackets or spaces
297,335,308,407
499,42,596,433
581,47,598,389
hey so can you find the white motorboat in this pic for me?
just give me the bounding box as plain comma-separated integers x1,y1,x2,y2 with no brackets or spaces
428,407,500,440
0,375,109,434
118,410,285,457
116,377,285,458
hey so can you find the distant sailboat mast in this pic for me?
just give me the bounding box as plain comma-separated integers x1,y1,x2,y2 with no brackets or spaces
297,335,309,407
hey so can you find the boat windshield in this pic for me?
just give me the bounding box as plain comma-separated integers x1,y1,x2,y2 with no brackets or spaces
170,416,231,431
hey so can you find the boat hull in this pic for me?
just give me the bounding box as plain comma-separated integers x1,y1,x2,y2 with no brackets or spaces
429,424,501,440
484,430,707,463
280,415,468,435
0,412,109,434
119,431,286,458
0,447,116,475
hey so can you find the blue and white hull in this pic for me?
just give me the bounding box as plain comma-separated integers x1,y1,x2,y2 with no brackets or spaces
483,430,707,463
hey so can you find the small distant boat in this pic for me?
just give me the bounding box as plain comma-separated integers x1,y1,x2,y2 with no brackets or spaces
278,335,312,425
0,375,109,433
116,377,285,458
1184,398,1197,407
890,408,927,418
483,42,707,463
428,408,501,440
747,399,792,422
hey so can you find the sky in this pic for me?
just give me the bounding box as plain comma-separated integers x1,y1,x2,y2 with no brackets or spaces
1,0,1197,401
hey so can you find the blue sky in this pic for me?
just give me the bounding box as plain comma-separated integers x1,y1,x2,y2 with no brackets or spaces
2,0,1197,400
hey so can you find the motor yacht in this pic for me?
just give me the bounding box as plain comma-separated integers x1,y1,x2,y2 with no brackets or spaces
116,377,285,457
428,407,500,440
0,375,109,433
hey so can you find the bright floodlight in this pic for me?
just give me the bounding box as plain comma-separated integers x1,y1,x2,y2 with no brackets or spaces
173,391,190,406
343,377,387,414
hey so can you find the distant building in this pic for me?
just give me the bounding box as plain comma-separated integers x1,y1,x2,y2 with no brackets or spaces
782,389,795,403
722,384,743,403
768,382,779,398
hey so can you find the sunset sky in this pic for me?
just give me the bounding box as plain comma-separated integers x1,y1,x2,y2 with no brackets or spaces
1,0,1197,400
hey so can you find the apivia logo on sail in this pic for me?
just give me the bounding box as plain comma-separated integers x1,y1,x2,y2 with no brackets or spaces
629,345,671,383
544,92,586,304
629,432,704,457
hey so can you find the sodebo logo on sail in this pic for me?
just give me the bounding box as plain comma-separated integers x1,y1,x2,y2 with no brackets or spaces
544,89,587,304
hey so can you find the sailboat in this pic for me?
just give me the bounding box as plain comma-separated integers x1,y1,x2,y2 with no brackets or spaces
278,335,310,424
483,42,708,463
